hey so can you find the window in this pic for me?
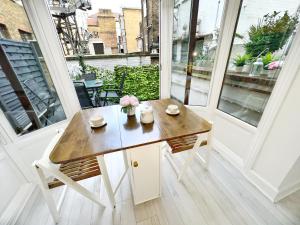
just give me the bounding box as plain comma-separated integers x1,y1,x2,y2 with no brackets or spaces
47,0,160,108
217,0,299,126
143,0,147,17
0,24,10,39
170,0,225,105
0,1,66,135
19,29,33,41
93,43,104,54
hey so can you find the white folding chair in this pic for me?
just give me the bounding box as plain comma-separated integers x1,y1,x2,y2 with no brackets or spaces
165,124,213,181
32,130,108,224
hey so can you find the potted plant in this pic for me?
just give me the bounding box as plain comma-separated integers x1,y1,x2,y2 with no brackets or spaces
244,11,298,58
242,54,252,73
120,95,139,116
233,54,251,72
261,52,279,76
267,60,282,78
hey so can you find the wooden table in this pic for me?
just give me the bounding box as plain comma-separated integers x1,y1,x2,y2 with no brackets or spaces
49,98,211,205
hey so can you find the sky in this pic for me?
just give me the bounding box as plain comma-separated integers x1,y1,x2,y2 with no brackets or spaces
88,0,141,15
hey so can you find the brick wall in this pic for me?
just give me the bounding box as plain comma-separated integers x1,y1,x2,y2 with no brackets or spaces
88,9,118,54
141,0,159,52
0,0,32,40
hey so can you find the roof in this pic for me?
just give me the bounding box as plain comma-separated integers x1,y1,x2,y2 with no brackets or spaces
87,17,97,26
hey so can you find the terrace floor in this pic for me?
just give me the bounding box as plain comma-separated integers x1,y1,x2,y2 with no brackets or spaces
19,149,300,225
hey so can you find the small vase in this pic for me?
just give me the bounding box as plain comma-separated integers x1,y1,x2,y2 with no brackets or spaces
235,66,243,73
127,107,136,116
242,64,251,73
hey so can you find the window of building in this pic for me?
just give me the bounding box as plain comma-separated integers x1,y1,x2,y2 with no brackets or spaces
93,43,104,54
0,24,10,39
19,29,33,41
143,0,147,17
217,1,299,126
0,1,66,135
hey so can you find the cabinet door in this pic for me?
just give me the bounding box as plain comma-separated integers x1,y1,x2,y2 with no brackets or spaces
129,143,161,205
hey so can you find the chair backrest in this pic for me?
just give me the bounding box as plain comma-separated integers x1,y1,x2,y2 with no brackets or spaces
23,79,52,112
119,72,127,96
82,73,96,81
73,81,94,109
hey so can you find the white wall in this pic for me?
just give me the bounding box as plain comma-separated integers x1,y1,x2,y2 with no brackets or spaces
0,146,26,214
252,69,300,195
67,55,151,75
279,157,300,192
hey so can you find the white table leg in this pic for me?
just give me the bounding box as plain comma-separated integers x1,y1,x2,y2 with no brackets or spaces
96,155,116,208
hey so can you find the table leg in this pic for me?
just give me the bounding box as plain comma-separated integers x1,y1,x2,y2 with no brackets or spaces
96,155,116,208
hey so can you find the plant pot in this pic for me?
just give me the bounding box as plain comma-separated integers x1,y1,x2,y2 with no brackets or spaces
127,107,136,116
242,64,251,73
267,69,278,79
235,66,243,73
260,69,269,76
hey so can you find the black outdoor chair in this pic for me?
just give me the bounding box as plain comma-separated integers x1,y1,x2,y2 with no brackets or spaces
100,72,127,106
82,73,96,81
23,79,57,124
73,81,96,109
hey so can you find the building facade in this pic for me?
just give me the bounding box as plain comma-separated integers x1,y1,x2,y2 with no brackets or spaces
87,9,118,54
140,0,159,53
119,8,142,53
0,0,33,41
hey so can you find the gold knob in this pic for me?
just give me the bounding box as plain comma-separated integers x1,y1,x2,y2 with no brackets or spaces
133,161,139,168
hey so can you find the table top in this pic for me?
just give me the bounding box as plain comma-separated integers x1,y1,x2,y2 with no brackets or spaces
49,99,212,164
84,80,103,89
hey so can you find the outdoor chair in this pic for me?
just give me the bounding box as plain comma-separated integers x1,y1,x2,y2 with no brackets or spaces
73,81,96,109
164,122,213,181
32,130,110,223
23,79,57,124
82,72,96,81
100,72,127,106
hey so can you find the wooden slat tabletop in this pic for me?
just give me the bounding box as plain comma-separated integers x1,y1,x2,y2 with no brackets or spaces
49,99,211,164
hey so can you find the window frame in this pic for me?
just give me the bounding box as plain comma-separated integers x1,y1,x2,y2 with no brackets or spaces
0,0,81,142
168,0,229,109
216,0,300,128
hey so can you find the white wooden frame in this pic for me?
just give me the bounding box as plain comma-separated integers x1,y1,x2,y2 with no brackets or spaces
0,0,82,182
159,0,174,99
32,131,130,223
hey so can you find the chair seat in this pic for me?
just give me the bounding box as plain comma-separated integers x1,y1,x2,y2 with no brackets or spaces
48,157,101,189
167,135,207,154
100,91,119,98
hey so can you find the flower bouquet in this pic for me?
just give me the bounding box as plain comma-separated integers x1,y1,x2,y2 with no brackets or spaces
120,95,139,116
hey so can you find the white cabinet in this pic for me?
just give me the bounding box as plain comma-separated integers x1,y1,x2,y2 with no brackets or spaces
127,143,161,205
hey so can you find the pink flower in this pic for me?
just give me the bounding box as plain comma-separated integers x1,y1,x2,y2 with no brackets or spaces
120,95,130,107
120,95,139,107
268,61,280,70
129,96,139,106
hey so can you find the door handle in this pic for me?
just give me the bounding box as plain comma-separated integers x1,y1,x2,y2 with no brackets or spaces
132,161,139,168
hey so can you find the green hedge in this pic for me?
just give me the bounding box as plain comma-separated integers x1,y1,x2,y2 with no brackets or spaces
114,65,159,101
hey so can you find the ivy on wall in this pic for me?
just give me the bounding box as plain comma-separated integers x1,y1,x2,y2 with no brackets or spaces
114,65,159,101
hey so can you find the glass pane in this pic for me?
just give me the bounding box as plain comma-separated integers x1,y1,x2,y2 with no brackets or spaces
218,0,299,126
170,0,192,102
47,0,160,108
0,0,66,135
189,0,225,105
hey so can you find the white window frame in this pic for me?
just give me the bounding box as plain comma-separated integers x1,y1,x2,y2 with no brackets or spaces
0,0,81,142
161,0,300,175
